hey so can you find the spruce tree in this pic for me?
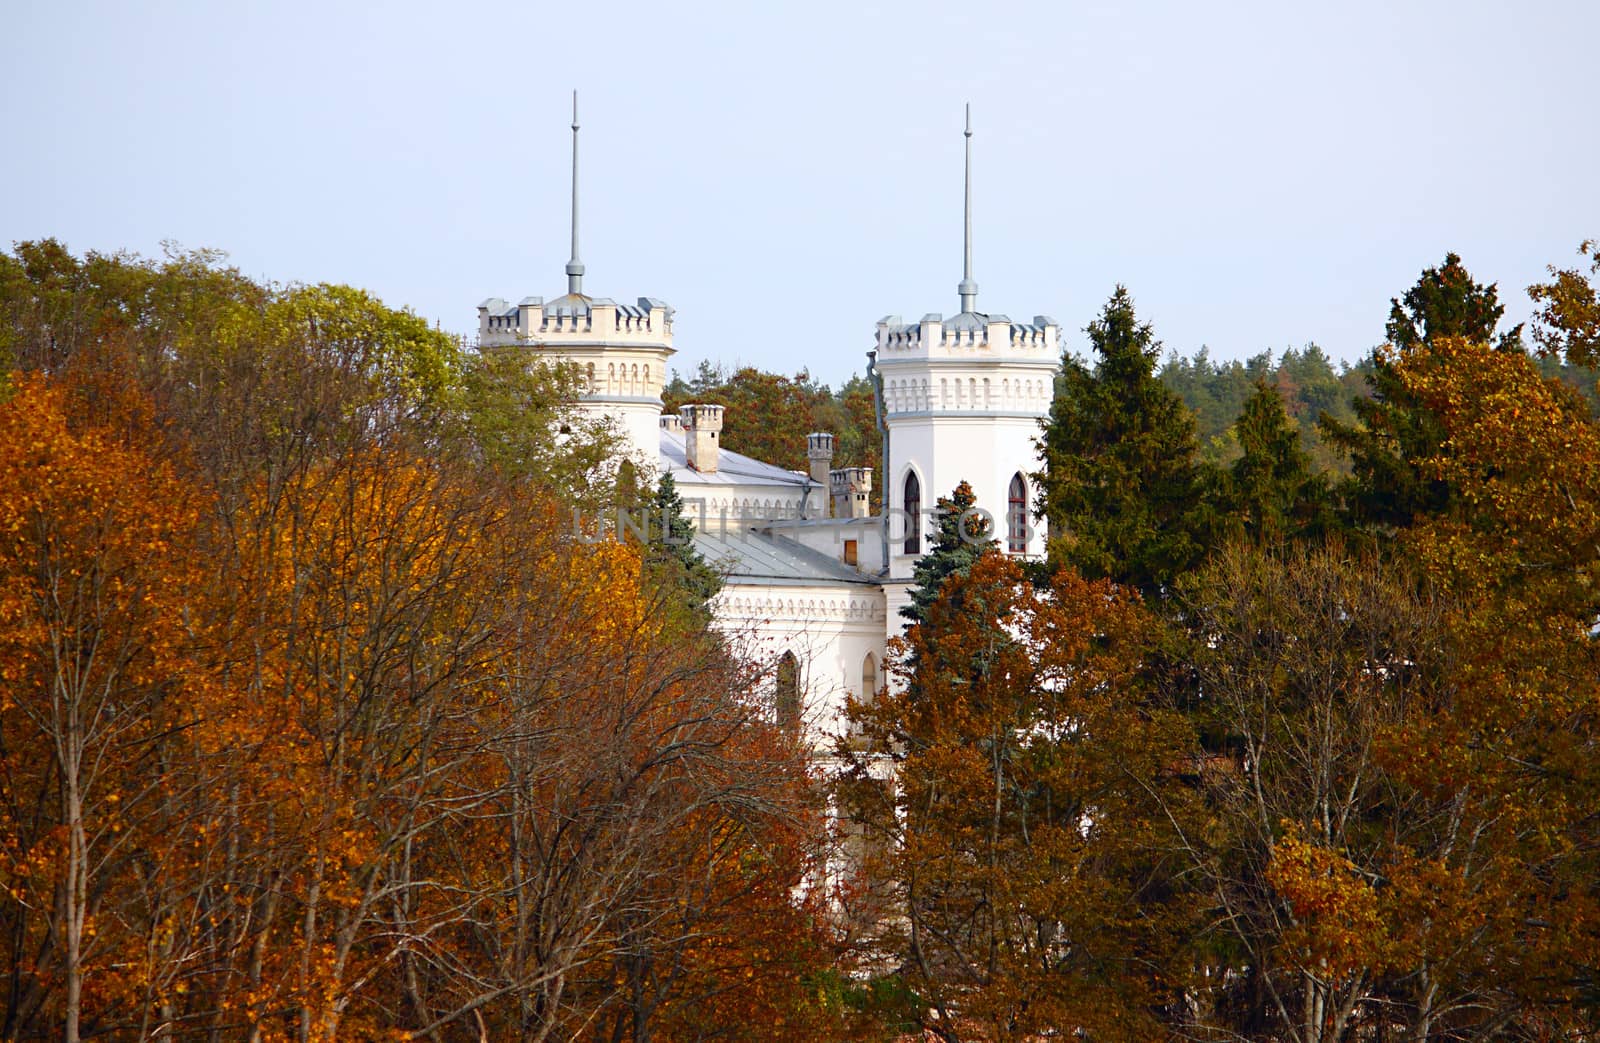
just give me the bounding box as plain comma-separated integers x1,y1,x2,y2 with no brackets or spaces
1036,286,1214,598
1226,380,1329,545
644,472,723,617
901,480,998,625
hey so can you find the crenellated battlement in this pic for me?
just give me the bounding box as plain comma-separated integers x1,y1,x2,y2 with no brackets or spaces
477,295,674,347
829,467,872,520
874,312,1058,359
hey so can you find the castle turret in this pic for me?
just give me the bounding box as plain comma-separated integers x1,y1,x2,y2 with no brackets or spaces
830,467,872,519
875,106,1058,586
475,92,674,466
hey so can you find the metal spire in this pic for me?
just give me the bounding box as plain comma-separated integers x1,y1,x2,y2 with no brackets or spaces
565,90,585,296
957,103,978,314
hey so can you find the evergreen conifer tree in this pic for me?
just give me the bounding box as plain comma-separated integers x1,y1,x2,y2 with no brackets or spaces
900,480,997,625
1036,286,1215,598
1227,380,1329,544
644,472,723,617
1323,252,1519,532
1385,251,1523,353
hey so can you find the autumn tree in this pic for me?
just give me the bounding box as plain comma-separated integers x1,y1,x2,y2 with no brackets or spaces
1529,238,1600,367
0,244,840,1041
1393,337,1600,1034
0,376,218,1040
1166,339,1600,1040
663,364,878,480
1322,252,1521,533
1172,543,1458,1041
843,553,1196,1041
1037,286,1215,598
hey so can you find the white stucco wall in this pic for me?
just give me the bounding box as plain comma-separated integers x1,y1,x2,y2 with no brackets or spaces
875,312,1060,580
710,580,888,750
883,412,1048,578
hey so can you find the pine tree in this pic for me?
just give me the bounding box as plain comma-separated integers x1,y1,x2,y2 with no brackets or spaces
1037,286,1215,598
1385,251,1523,353
900,480,998,626
1323,252,1519,532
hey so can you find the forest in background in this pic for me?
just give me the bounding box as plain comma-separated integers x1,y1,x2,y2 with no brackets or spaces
664,334,1600,487
4,237,1600,1041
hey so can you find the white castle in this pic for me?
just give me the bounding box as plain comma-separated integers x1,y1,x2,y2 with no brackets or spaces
478,97,1059,746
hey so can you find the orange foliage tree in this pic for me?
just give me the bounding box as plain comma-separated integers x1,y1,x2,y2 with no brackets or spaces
1170,340,1600,1040
0,376,218,1040
839,552,1196,1042
0,238,840,1040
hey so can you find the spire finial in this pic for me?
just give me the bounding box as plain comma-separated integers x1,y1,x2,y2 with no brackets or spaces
957,103,978,314
565,89,585,296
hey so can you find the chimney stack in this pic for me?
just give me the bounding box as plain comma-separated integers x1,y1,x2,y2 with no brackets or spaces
681,404,724,473
659,413,684,435
806,432,835,491
830,467,873,519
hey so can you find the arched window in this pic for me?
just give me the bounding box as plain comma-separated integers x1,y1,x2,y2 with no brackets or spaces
903,471,922,555
1008,472,1028,553
862,653,878,700
775,652,800,729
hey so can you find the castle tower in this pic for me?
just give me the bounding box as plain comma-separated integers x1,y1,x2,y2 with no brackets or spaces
476,92,674,465
875,105,1059,597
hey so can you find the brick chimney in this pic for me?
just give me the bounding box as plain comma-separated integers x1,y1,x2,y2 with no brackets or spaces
659,413,684,435
681,404,724,473
830,467,873,519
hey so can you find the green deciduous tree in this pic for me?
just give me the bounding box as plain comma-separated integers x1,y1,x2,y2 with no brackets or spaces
451,345,626,510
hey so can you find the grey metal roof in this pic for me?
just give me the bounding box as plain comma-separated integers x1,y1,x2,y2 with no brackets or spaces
658,430,809,488
543,292,593,318
693,529,878,587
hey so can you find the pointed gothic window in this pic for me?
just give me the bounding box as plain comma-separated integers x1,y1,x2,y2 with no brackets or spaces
903,472,922,555
1008,472,1028,553
862,653,878,700
775,652,800,730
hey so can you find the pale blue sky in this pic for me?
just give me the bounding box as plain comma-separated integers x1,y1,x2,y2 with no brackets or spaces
3,0,1596,386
